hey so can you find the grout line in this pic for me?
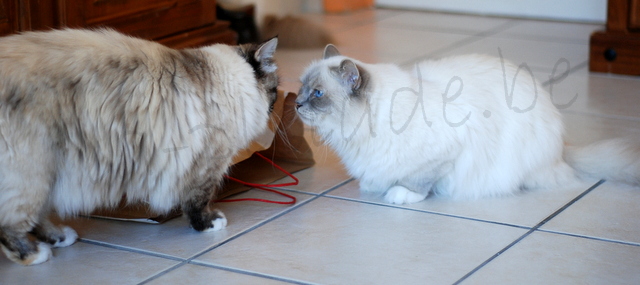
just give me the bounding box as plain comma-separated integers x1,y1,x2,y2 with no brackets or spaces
482,33,590,45
318,178,356,194
188,261,318,285
59,177,351,283
541,60,588,86
528,180,604,226
78,238,185,262
380,23,501,37
132,201,314,284
452,179,605,284
267,178,355,196
323,194,531,230
398,20,519,67
536,229,640,247
590,71,640,81
137,262,189,285
134,178,353,284
180,178,355,262
372,9,596,45
79,239,191,285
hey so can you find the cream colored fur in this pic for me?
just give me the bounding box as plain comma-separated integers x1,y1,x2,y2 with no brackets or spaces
0,28,278,265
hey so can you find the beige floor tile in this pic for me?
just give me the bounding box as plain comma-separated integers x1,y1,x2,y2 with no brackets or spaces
0,242,179,284
328,179,600,228
541,182,640,244
194,197,528,284
464,231,640,284
378,10,513,34
49,190,313,259
147,263,292,285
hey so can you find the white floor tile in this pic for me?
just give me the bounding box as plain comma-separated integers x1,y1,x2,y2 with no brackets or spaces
436,35,589,72
378,10,512,35
304,9,403,34
147,264,291,285
563,112,640,145
500,20,604,44
549,67,640,119
194,197,527,284
51,190,313,259
541,182,640,244
0,242,179,284
464,231,640,284
328,179,599,228
333,25,472,64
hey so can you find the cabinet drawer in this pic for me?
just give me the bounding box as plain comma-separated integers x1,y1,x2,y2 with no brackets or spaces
631,0,640,30
62,0,216,40
157,20,236,49
0,0,15,36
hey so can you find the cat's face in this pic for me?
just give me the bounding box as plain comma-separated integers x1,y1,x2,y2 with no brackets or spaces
237,37,279,113
296,45,368,127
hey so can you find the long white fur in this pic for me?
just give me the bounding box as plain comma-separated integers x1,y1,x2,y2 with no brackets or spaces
298,52,639,204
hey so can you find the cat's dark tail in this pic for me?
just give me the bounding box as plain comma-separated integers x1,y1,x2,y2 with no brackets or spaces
564,138,640,185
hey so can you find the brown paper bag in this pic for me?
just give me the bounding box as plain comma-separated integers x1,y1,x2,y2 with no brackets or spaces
89,91,314,223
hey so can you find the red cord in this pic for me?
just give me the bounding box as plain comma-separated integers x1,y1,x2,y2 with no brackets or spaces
217,152,298,205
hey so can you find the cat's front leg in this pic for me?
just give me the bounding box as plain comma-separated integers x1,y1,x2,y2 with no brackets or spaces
30,218,78,248
359,180,387,193
182,187,227,232
360,179,427,204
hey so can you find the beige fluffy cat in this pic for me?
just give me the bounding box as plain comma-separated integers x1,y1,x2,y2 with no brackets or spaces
0,29,278,265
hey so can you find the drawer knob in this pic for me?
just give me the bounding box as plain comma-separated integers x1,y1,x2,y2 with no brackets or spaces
603,48,617,62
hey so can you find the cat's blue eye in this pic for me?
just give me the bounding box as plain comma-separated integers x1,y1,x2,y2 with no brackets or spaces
313,89,324,98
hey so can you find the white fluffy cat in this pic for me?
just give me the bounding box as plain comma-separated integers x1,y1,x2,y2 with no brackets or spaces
295,45,639,204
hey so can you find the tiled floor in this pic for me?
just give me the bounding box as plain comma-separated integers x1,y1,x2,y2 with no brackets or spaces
2,9,640,285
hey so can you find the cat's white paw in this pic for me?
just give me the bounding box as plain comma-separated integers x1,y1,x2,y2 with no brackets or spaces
53,226,78,248
384,186,427,204
30,243,52,265
1,242,52,265
202,210,227,232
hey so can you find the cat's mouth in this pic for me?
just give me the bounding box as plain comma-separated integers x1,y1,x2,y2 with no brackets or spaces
294,104,315,125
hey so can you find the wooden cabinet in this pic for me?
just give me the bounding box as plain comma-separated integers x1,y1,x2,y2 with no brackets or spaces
0,0,236,48
590,0,640,75
0,0,14,35
630,0,640,29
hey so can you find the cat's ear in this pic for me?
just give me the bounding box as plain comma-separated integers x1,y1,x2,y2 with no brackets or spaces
338,59,361,90
323,44,341,59
255,37,278,73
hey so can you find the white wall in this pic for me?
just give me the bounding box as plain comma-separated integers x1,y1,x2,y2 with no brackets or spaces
376,0,607,23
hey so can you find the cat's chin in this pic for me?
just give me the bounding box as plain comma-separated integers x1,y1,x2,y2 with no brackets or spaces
294,111,314,125
296,116,320,129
